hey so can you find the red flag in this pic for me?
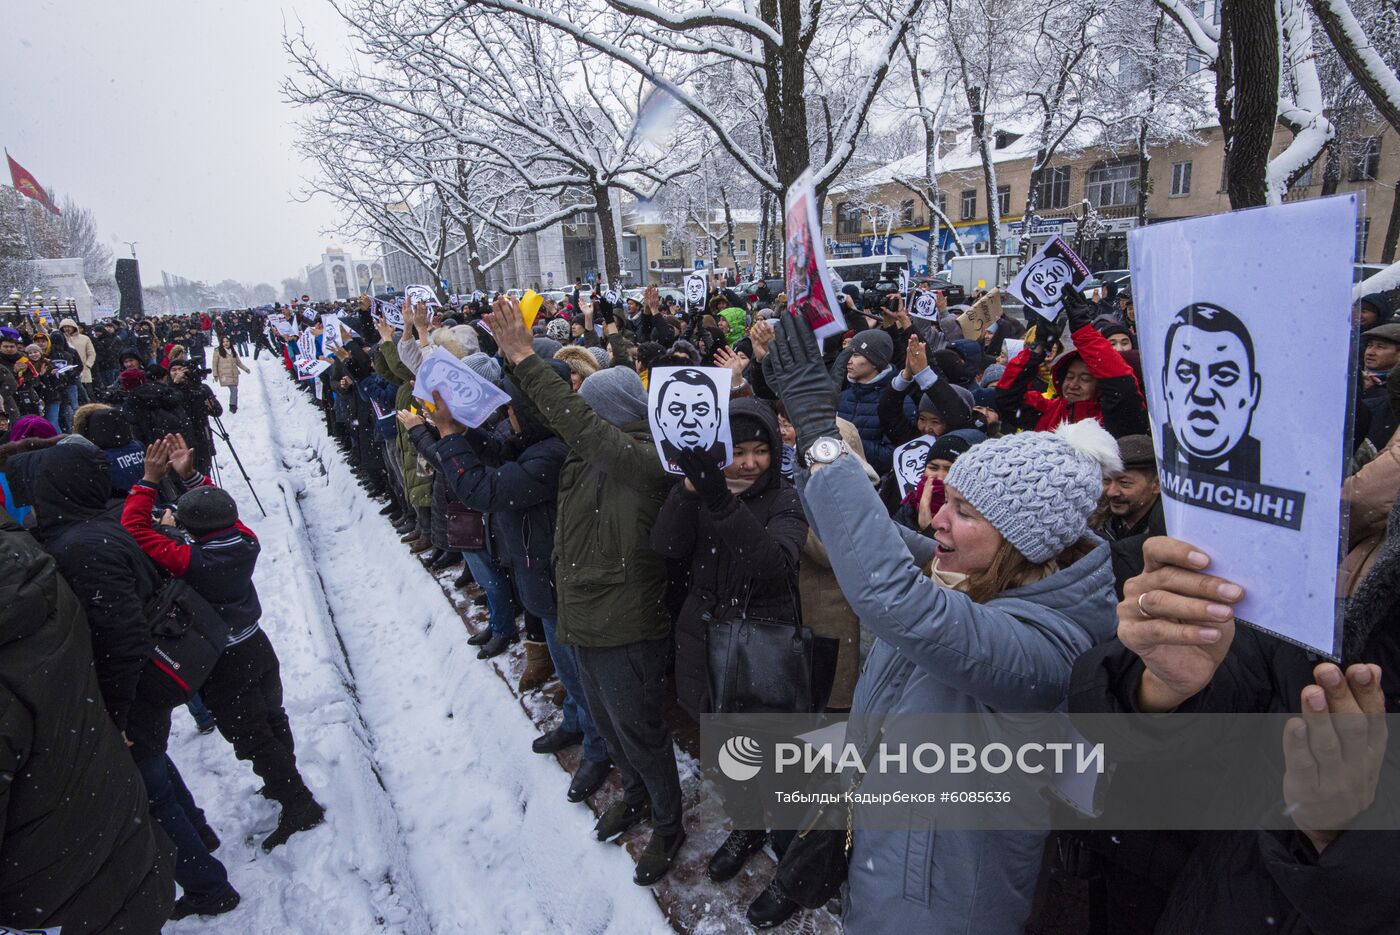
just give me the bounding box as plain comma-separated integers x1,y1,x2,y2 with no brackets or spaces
7,153,60,216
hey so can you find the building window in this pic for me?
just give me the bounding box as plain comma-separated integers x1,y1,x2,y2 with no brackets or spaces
1357,217,1371,260
628,240,638,254
961,189,978,221
996,185,1011,217
835,202,863,236
936,192,948,217
1086,160,1140,207
1171,161,1192,196
1294,163,1314,188
1219,152,1230,192
660,240,673,257
899,199,916,227
1186,50,1204,75
736,238,748,254
1034,167,1070,210
1349,136,1381,181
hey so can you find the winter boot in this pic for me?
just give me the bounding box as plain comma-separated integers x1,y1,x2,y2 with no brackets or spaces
261,798,326,853
198,823,222,853
517,641,555,693
453,562,475,589
532,726,583,754
378,501,399,516
420,547,447,567
707,828,767,882
746,879,800,929
467,628,493,647
567,759,613,803
594,799,651,841
429,550,461,572
476,631,517,659
170,885,241,920
633,829,686,886
408,535,433,555
397,525,420,542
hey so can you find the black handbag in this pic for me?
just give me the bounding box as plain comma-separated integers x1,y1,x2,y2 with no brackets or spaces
144,577,231,698
773,727,884,909
706,580,840,714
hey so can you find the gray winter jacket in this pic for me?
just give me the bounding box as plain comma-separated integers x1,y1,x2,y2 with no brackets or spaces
800,454,1117,935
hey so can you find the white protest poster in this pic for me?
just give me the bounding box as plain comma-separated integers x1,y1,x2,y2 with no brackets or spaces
404,284,442,309
783,168,845,343
294,357,330,380
891,434,937,496
320,314,344,350
911,291,939,320
52,360,78,377
647,365,733,475
412,347,510,428
604,289,620,305
272,316,299,338
1007,236,1091,324
898,268,910,296
1129,194,1356,658
376,298,404,328
684,271,708,314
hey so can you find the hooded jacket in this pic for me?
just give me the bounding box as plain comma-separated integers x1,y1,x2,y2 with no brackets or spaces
718,306,748,345
649,397,810,716
122,380,185,443
511,352,675,647
0,516,175,933
996,322,1147,438
801,453,1118,935
836,367,906,475
6,444,162,731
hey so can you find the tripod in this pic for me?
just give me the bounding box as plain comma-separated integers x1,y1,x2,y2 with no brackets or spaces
210,414,267,518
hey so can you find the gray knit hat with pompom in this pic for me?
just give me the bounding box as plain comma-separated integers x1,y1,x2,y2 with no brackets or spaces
945,419,1123,562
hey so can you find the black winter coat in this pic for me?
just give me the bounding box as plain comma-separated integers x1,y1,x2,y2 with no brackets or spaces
429,413,568,619
0,517,175,934
7,444,162,731
123,382,185,444
650,397,809,716
1068,620,1400,935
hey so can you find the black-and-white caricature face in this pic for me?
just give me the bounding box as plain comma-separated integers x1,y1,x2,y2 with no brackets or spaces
1162,305,1261,461
1022,256,1073,311
656,370,720,451
896,440,932,490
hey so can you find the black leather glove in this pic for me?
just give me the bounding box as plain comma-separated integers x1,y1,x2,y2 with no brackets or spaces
676,446,732,513
761,313,840,455
1063,286,1095,333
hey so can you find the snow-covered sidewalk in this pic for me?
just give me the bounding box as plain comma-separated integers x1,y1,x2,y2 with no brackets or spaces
165,357,672,934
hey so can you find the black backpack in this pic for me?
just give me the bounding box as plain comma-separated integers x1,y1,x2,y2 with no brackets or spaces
144,577,231,697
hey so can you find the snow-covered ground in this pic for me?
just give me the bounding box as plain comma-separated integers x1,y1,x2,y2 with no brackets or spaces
165,356,672,934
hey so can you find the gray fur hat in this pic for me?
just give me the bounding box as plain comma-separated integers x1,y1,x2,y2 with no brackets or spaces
578,366,647,427
945,419,1122,563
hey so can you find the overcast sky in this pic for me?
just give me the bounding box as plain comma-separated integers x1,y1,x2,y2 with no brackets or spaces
3,0,357,287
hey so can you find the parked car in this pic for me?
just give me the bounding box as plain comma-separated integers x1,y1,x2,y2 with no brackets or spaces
1355,263,1387,285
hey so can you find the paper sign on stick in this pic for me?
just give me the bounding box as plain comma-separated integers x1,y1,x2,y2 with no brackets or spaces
956,289,1002,340
412,348,510,428
1129,194,1356,658
783,169,845,343
647,365,733,475
684,272,707,314
911,292,939,320
1008,236,1090,323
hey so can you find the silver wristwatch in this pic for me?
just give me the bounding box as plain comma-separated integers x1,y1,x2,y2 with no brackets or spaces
805,436,851,465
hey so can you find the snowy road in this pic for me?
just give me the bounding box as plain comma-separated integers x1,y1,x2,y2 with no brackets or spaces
165,357,672,935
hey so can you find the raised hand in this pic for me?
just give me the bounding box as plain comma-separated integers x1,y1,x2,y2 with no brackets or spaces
713,346,747,388
142,436,172,483
1118,537,1243,712
1284,662,1388,854
904,335,928,379
168,433,195,479
487,294,533,365
644,284,660,315
748,318,774,362
763,313,839,455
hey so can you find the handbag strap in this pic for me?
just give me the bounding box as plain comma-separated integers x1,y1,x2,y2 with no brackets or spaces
735,565,805,633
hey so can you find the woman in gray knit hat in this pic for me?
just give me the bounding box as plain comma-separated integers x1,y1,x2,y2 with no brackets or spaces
754,313,1122,933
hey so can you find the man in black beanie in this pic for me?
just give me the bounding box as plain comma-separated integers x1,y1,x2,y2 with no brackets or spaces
121,433,325,857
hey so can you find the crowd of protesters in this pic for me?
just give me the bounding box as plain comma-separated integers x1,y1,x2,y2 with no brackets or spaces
0,272,1395,933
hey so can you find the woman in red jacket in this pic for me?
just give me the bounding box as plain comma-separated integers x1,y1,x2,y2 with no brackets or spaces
995,290,1148,438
